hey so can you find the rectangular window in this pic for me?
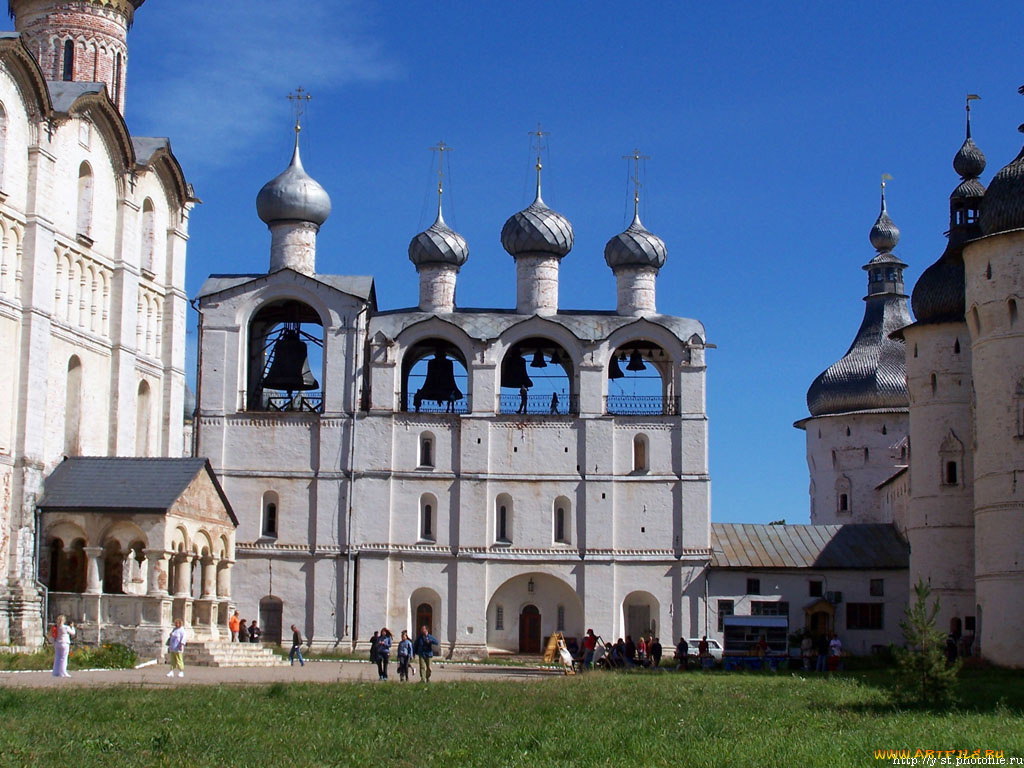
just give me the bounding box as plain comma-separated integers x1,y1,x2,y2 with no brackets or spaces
717,599,733,633
557,606,565,632
746,578,760,595
869,578,884,597
495,605,504,631
809,580,823,598
751,601,788,616
964,616,975,632
846,602,883,630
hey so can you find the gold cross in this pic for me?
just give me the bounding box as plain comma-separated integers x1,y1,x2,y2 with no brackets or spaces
288,86,312,133
530,123,549,171
623,148,650,213
429,140,452,198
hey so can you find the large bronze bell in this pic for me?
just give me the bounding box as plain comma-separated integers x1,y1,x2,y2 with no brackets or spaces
262,328,319,392
529,349,548,368
608,355,625,379
419,355,462,402
626,349,647,372
500,355,533,389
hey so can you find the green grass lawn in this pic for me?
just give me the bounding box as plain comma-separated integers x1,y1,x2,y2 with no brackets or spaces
1,669,1021,767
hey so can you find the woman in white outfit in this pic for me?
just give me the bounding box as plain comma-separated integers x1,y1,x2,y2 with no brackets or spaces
52,614,75,678
166,618,187,678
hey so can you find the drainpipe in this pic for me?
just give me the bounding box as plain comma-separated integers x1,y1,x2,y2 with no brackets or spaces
342,305,367,645
189,297,204,456
33,502,49,640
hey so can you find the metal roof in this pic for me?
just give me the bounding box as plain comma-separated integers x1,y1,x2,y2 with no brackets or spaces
47,81,105,113
196,271,375,304
37,457,237,525
711,523,908,570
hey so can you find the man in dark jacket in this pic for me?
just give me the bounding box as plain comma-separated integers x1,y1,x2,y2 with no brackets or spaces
289,624,305,667
412,625,438,683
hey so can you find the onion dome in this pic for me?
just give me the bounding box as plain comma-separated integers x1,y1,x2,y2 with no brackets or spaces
604,210,667,270
409,206,469,268
806,188,910,417
501,161,573,258
980,144,1024,236
256,138,331,227
869,195,900,253
912,100,986,324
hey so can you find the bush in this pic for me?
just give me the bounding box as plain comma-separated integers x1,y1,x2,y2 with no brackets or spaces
70,643,138,670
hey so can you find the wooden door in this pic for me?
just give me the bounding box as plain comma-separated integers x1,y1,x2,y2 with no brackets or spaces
519,605,541,653
416,603,433,635
259,597,283,644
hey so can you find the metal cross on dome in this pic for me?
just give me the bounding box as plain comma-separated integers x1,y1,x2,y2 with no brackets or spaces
288,86,312,133
623,147,650,213
429,140,452,200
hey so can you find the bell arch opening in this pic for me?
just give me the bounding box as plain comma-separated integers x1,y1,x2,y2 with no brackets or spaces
499,337,575,415
247,300,324,412
401,339,469,414
606,341,675,415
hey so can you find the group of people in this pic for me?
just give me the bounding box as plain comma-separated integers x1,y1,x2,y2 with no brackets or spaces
575,629,665,670
228,611,263,644
799,632,844,671
369,626,438,682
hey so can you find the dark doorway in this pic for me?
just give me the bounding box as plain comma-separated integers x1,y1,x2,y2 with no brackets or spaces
416,602,434,635
259,596,283,644
519,604,541,653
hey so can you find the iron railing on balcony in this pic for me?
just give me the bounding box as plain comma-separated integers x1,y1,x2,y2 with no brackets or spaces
605,395,679,416
403,392,470,414
499,393,579,416
244,390,324,413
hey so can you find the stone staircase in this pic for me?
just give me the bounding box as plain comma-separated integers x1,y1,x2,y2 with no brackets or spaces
183,640,284,667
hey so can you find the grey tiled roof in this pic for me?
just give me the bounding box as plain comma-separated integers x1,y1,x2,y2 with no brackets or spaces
196,271,375,304
711,523,908,570
37,457,236,524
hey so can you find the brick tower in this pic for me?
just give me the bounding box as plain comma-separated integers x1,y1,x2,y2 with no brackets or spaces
9,0,144,114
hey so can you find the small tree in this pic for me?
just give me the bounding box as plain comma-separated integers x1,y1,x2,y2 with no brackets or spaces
891,578,960,706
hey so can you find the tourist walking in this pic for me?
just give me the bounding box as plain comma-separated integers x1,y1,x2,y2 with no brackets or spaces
238,619,249,643
51,614,75,678
166,618,187,678
582,629,598,669
229,610,240,642
397,630,413,681
377,627,392,680
369,630,380,668
289,624,305,667
650,636,663,668
249,620,262,644
674,637,688,671
412,625,438,682
517,385,528,414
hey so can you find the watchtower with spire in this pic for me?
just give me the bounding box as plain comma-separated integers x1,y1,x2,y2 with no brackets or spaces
9,0,144,114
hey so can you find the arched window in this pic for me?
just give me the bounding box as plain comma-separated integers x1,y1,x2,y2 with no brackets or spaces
835,475,851,515
262,491,279,538
633,434,648,472
141,198,155,273
499,336,575,415
419,432,434,468
1010,299,1018,327
76,162,93,237
135,380,151,456
945,461,958,486
420,494,435,542
247,300,324,413
64,356,82,455
62,39,74,81
113,52,123,110
495,494,512,544
554,496,571,544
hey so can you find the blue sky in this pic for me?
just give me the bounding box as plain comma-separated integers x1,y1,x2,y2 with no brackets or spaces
117,0,1023,525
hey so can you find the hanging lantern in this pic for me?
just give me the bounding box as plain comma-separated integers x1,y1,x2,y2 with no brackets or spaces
627,349,646,371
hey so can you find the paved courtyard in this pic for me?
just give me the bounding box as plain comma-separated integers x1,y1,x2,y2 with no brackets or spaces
0,659,562,688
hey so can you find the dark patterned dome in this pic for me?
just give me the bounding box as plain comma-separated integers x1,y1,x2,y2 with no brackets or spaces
257,140,331,227
409,209,468,268
501,179,573,258
604,211,667,270
953,136,986,179
980,144,1024,236
869,206,900,253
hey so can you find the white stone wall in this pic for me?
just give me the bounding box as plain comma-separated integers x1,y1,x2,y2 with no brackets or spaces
515,255,559,315
963,229,1024,667
417,264,457,313
269,222,318,276
615,266,657,316
801,411,907,525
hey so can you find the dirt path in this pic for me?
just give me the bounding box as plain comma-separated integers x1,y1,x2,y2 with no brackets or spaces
0,659,564,688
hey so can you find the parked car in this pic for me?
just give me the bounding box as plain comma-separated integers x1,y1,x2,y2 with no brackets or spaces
687,638,723,661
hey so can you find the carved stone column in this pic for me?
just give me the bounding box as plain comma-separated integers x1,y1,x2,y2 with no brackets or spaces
201,555,217,599
144,549,170,596
84,546,103,594
216,560,233,599
173,553,192,597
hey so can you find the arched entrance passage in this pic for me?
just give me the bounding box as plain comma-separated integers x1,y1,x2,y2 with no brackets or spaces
622,590,660,641
259,596,283,644
485,573,583,654
409,587,442,637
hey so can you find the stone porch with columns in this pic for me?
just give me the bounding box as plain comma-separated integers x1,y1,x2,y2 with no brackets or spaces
36,457,237,657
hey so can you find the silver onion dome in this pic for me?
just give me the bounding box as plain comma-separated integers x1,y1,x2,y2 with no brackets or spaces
409,208,469,268
869,197,900,253
604,211,667,270
256,139,331,227
500,174,573,258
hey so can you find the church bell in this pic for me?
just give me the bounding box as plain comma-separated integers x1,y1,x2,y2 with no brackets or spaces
500,355,533,389
626,349,647,372
418,355,463,402
608,356,625,379
262,328,319,392
529,349,548,368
